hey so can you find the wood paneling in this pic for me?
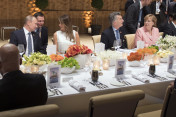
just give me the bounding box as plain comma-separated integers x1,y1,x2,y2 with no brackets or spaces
0,0,127,38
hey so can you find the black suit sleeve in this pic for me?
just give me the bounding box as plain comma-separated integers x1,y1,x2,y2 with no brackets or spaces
101,32,109,50
10,32,18,46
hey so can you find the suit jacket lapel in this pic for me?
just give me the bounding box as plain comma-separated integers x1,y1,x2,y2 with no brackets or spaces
21,29,27,50
110,26,116,41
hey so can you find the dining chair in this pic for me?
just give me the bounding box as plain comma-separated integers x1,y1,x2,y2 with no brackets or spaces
91,35,101,50
137,85,175,117
124,34,135,49
88,90,145,117
0,104,60,117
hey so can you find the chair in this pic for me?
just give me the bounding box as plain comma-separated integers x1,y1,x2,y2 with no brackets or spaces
137,85,175,117
0,104,60,117
124,34,135,49
89,90,145,117
91,35,101,50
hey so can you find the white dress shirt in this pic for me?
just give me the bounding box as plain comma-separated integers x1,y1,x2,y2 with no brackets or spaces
23,27,34,56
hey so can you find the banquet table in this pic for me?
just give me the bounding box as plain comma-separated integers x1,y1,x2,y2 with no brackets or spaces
46,55,176,117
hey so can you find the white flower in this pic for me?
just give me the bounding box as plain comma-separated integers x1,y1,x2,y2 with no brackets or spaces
97,50,123,60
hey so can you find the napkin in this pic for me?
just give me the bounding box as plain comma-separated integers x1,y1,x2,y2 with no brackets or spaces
132,73,150,83
69,80,86,92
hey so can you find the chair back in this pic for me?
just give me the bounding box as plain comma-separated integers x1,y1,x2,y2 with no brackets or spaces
124,34,135,49
91,35,101,50
161,85,176,117
89,90,145,117
0,104,60,117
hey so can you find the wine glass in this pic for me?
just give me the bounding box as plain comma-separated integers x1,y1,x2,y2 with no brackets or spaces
113,39,121,50
83,56,92,82
18,44,25,56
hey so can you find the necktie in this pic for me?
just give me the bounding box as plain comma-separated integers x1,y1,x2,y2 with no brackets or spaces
116,30,120,40
138,9,143,28
28,32,32,56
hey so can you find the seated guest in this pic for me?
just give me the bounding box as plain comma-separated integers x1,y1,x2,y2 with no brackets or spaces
125,0,139,12
101,12,127,50
0,44,47,112
10,15,44,56
34,12,48,54
135,14,160,47
53,14,80,54
166,13,176,36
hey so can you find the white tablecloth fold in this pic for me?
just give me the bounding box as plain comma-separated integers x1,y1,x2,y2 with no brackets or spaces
132,73,150,83
69,80,86,92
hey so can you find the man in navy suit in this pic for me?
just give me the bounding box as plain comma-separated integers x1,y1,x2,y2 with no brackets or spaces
123,0,151,34
101,12,127,50
167,13,176,36
34,12,48,54
0,44,47,111
10,15,44,56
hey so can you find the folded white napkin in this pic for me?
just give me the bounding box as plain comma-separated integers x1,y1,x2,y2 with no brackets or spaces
69,80,86,92
132,73,150,83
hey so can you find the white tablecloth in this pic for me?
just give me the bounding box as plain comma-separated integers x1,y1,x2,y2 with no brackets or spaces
46,59,175,117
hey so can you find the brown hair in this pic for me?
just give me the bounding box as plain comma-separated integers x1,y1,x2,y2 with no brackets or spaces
144,14,157,27
59,15,74,42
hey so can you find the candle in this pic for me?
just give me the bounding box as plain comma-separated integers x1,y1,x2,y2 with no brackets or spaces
93,60,100,70
153,55,160,65
122,52,128,59
103,59,109,70
31,65,39,73
88,27,91,34
147,58,154,66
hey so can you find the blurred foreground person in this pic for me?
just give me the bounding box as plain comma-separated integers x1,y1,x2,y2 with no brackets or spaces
0,44,47,111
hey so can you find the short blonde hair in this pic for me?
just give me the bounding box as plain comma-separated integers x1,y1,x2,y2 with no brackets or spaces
144,14,157,27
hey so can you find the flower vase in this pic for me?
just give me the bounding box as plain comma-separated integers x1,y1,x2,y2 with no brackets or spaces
73,54,91,68
128,61,141,67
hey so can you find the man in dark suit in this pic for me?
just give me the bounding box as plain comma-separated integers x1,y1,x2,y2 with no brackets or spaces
125,0,139,12
150,0,167,28
10,15,44,56
101,12,127,50
168,0,176,15
123,0,152,34
0,44,48,112
167,13,176,36
34,12,48,54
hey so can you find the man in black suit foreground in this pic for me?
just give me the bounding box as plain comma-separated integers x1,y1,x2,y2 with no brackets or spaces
101,12,127,50
10,15,44,56
123,0,151,34
34,12,48,54
0,44,48,111
167,13,176,36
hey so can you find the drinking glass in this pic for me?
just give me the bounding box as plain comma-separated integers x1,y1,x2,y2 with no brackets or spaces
18,44,25,56
83,56,92,82
113,39,121,50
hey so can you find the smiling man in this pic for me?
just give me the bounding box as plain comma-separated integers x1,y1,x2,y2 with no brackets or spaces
34,12,48,54
101,12,127,50
10,15,44,56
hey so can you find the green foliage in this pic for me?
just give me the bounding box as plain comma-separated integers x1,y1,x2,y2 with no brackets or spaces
35,0,48,10
91,0,103,10
58,57,80,69
148,45,159,52
23,52,51,65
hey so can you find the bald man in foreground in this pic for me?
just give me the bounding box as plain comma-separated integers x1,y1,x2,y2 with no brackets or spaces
0,44,47,112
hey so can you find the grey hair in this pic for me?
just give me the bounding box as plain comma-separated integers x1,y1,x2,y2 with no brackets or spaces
24,15,35,24
109,12,121,25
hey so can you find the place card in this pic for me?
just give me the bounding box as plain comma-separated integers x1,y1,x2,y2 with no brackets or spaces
46,65,61,88
115,59,126,78
167,55,174,72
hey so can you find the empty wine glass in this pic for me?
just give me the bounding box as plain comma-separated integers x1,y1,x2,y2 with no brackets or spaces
18,44,25,56
83,56,92,82
113,39,121,50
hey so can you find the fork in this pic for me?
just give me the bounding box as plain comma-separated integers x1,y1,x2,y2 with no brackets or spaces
118,77,131,86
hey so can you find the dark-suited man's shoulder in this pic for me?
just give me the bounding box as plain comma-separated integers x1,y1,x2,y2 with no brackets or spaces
42,26,48,31
102,27,113,34
24,73,46,83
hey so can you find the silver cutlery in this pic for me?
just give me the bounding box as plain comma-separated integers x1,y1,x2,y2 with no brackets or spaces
89,81,109,89
118,77,131,86
147,74,168,81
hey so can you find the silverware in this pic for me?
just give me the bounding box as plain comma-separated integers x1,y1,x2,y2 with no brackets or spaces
147,74,168,81
89,81,108,89
118,77,131,86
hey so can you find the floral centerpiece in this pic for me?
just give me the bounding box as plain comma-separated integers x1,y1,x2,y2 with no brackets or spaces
98,50,123,66
50,54,64,62
137,48,158,56
156,35,176,50
127,52,143,67
58,57,80,74
157,50,174,63
22,52,51,73
65,44,92,68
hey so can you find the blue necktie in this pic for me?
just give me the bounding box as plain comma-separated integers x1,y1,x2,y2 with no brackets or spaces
116,30,120,40
138,9,143,23
28,32,32,56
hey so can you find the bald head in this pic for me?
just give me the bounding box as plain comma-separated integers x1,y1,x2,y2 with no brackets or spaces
0,44,20,75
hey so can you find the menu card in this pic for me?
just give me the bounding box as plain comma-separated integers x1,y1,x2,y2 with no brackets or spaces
115,59,126,78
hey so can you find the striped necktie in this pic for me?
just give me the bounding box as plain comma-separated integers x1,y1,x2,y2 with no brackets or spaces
28,32,32,56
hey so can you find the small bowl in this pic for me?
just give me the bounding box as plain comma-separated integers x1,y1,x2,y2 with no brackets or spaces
61,66,75,74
